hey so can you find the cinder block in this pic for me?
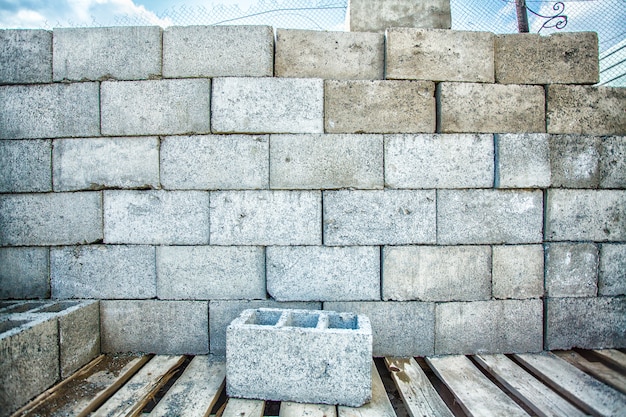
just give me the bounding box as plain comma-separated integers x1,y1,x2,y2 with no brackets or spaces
495,133,551,188
0,192,102,246
385,134,493,188
325,80,435,133
386,28,494,82
492,245,544,300
545,243,598,298
211,77,323,134
435,299,543,354
227,308,372,407
0,83,99,139
0,29,52,84
600,136,626,188
157,246,265,300
495,32,599,84
0,247,49,299
161,135,269,190
549,134,600,188
51,245,156,299
53,137,159,191
275,29,383,79
101,79,211,136
210,191,321,245
347,0,451,32
439,82,545,133
270,134,383,190
163,25,273,78
437,189,543,245
599,244,626,296
324,190,436,245
267,246,380,301
0,139,51,192
53,26,161,81
104,190,210,245
383,246,491,301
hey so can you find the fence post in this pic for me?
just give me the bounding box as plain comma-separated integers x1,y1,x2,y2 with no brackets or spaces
515,0,530,32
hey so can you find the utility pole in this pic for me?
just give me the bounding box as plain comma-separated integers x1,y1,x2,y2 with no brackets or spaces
515,0,530,32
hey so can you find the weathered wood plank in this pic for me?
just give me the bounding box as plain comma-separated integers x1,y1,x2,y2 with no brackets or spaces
555,351,626,394
279,401,337,417
221,398,265,417
593,349,626,371
338,361,396,417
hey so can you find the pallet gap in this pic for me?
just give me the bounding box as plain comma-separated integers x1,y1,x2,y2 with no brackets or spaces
139,355,193,413
374,357,410,417
415,357,467,417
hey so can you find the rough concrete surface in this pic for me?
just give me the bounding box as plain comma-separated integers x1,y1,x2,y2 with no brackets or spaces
492,245,544,300
495,133,551,188
549,134,601,188
0,247,49,299
545,243,598,298
0,29,52,84
0,139,51,192
57,301,100,378
348,0,451,32
599,244,626,296
600,135,626,188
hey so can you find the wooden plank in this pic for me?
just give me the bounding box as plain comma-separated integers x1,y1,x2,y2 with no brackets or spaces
426,355,528,417
555,351,626,394
338,361,396,417
279,402,337,417
593,349,626,371
384,357,453,417
221,398,265,417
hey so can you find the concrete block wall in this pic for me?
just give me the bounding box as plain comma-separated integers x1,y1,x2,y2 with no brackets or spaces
1,25,624,356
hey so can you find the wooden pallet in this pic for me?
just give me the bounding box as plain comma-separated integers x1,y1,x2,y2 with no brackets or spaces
12,350,626,417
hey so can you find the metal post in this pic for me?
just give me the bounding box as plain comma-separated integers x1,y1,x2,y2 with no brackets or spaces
516,0,530,32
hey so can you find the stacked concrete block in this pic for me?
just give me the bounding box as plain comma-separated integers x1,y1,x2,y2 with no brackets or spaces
599,244,626,296
545,243,599,297
600,136,626,188
0,248,50,299
54,301,100,378
492,245,544,300
495,133,551,189
549,135,601,188
347,0,451,32
0,139,51,192
0,29,52,84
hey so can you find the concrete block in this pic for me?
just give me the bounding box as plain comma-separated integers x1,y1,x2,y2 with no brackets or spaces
385,134,493,189
101,79,211,136
600,136,626,188
325,80,435,134
53,136,159,191
53,26,161,81
549,134,600,188
267,246,380,301
161,135,268,190
383,246,491,302
51,245,156,299
495,133,551,189
599,244,626,296
545,243,598,298
104,190,210,245
0,192,102,246
439,82,545,134
227,308,372,406
210,191,321,245
0,247,49,299
324,190,436,245
386,28,494,82
275,29,383,79
0,139,51,192
270,134,383,190
492,245,544,300
347,0,451,32
437,189,543,245
100,300,209,354
546,190,626,241
157,246,265,300
0,83,99,139
0,29,51,84
495,32,599,84
163,25,273,78
435,299,543,354
211,77,323,134
547,85,626,135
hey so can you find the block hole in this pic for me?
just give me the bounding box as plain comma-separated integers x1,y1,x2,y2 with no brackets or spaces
246,309,282,326
284,312,319,328
328,313,358,330
35,301,81,313
0,319,30,333
2,301,48,314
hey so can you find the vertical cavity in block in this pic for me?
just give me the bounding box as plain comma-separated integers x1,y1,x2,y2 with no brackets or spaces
600,136,626,188
495,133,551,189
0,247,49,299
57,301,100,378
0,29,52,84
599,244,626,296
348,0,451,32
545,243,598,298
0,139,51,192
549,134,601,188
492,245,544,300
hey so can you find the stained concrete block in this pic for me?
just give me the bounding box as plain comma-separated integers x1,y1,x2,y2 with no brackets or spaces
386,28,494,82
0,29,52,84
492,245,544,300
157,246,265,300
549,134,600,188
545,243,598,298
210,191,321,245
437,189,543,245
599,244,626,296
0,139,51,192
385,134,493,188
383,246,491,302
325,80,435,134
163,25,273,78
324,190,436,245
495,133,551,188
600,136,626,188
267,246,380,301
101,79,211,136
270,134,383,190
104,190,210,245
439,82,545,134
348,0,451,32
275,29,383,79
0,247,49,299
211,77,323,134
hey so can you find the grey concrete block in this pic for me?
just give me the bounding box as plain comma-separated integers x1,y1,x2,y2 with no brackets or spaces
101,79,211,136
0,29,52,84
439,82,545,134
0,192,102,246
600,136,626,188
599,244,626,296
386,28,494,82
51,245,156,299
0,139,51,192
435,299,543,355
492,245,544,300
324,190,436,245
104,190,210,245
549,134,601,188
325,80,435,134
275,29,383,79
0,82,100,139
383,246,491,302
53,26,161,81
157,246,265,300
163,25,273,78
210,191,321,245
211,77,323,134
348,0,451,32
100,300,209,354
161,135,268,190
545,243,598,298
437,189,544,245
385,134,493,189
495,133,551,189
267,246,380,301
0,247,49,299
53,137,159,191
270,134,383,190
55,301,100,378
